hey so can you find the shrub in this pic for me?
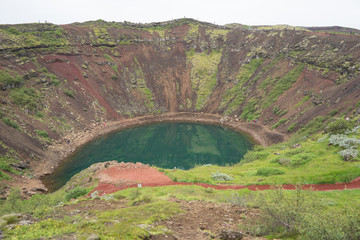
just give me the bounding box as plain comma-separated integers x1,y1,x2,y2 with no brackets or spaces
327,119,352,135
300,205,360,240
64,89,74,98
252,186,317,236
0,71,23,89
277,158,291,166
329,135,360,149
65,187,89,201
271,118,287,129
49,74,60,86
1,117,19,129
35,111,44,118
287,123,297,133
211,172,234,181
256,168,285,177
329,109,339,116
10,87,38,110
242,151,270,163
273,105,280,115
289,154,313,167
36,130,48,138
338,149,358,160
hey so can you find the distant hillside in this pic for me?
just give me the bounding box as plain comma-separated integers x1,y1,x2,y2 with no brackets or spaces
305,26,360,34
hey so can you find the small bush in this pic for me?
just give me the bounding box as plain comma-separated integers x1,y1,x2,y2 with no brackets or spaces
1,117,19,129
272,158,291,166
338,149,358,160
327,119,352,135
64,89,74,98
0,71,23,89
329,134,360,149
246,187,360,239
271,118,287,129
65,187,89,201
273,105,280,115
129,188,142,200
329,109,339,116
300,205,360,240
35,111,44,118
256,168,285,177
287,123,297,133
211,172,234,181
242,151,270,163
111,75,118,80
35,130,48,138
290,153,314,167
10,87,38,110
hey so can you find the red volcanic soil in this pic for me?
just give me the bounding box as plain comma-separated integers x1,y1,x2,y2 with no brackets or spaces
90,164,360,196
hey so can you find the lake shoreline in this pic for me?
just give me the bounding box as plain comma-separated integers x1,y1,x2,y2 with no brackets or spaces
23,112,286,195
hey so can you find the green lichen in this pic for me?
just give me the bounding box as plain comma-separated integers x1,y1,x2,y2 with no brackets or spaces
206,29,229,41
126,63,154,111
220,58,264,114
261,63,305,109
0,24,68,51
187,50,222,110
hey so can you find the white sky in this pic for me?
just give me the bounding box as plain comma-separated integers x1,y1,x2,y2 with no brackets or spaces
0,0,359,29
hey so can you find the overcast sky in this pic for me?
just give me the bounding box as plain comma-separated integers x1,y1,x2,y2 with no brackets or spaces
1,0,359,29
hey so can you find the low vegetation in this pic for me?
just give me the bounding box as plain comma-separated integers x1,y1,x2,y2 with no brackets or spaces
163,119,360,186
1,184,360,239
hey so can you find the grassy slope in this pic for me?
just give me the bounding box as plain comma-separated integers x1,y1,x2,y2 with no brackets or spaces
2,185,360,239
162,131,360,186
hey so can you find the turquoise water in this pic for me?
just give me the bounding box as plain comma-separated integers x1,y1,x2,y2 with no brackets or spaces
43,122,253,191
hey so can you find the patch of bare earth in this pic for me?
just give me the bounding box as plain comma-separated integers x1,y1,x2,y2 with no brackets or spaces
54,197,264,240
154,199,264,240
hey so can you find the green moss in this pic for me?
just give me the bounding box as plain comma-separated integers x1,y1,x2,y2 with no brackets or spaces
220,58,264,114
0,24,67,50
271,118,287,129
287,122,298,133
0,71,23,88
10,87,38,110
293,95,310,108
241,99,260,121
205,29,229,41
63,89,74,98
1,117,19,129
35,130,48,138
262,63,305,109
187,50,222,110
125,63,154,111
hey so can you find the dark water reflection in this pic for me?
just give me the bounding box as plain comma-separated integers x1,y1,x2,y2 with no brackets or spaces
43,122,253,191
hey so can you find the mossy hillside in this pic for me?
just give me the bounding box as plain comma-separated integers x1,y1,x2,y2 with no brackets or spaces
206,28,229,48
184,23,200,43
254,25,308,31
121,61,155,112
0,24,67,50
0,141,21,180
220,58,264,115
92,27,116,46
187,50,222,110
261,63,305,109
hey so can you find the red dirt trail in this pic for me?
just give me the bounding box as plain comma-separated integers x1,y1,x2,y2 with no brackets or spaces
90,165,360,195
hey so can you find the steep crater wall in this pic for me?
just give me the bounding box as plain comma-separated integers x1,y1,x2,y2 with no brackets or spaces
0,19,360,187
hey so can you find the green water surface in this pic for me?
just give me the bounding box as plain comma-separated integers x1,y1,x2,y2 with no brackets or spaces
43,122,253,191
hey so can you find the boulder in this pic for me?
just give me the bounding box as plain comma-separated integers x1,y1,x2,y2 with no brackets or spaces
218,229,243,240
